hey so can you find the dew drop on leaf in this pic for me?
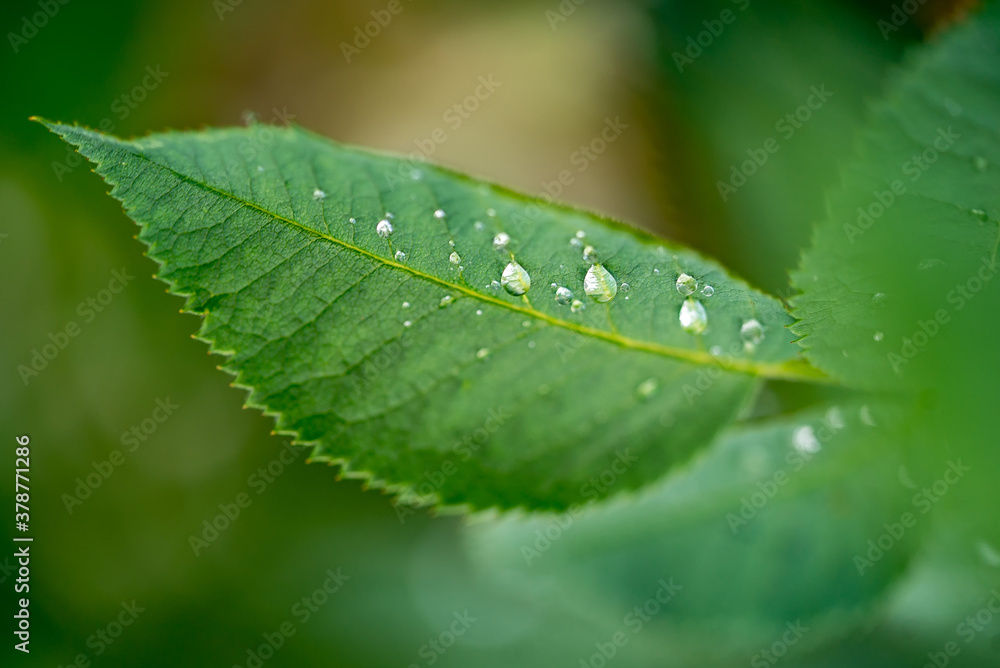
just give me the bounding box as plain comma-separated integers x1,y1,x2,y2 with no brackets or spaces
376,219,393,238
571,299,585,313
740,318,764,346
584,264,617,302
792,426,821,454
394,250,407,262
476,348,490,359
312,188,326,200
699,284,714,298
872,292,887,307
402,301,411,309
439,295,454,308
620,282,630,293
501,261,531,295
676,273,697,296
582,245,598,263
434,209,446,219
449,251,462,265
493,232,511,251
679,298,707,334
635,378,659,400
874,331,884,342
555,286,573,305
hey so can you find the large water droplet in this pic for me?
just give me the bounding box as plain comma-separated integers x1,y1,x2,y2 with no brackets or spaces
740,319,764,346
555,286,573,305
584,264,618,302
582,245,598,263
376,219,393,238
501,261,531,295
493,232,511,251
394,250,407,262
676,273,697,296
312,188,326,200
792,426,821,454
449,251,462,265
433,209,446,219
679,298,707,333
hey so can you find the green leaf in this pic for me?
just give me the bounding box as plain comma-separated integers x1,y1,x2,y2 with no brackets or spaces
39,118,823,511
791,2,1000,391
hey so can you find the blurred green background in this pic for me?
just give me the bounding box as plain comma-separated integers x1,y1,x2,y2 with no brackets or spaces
2,0,997,666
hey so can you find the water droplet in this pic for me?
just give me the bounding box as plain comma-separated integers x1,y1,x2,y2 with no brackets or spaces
635,378,659,399
582,245,598,263
584,264,618,302
825,406,845,430
474,221,485,231
972,208,988,222
860,405,877,427
487,280,501,292
394,250,407,262
376,220,393,238
710,345,723,356
312,188,326,200
403,320,412,328
872,292,887,307
501,261,531,295
917,258,945,271
256,165,265,173
699,284,715,298
493,232,511,251
653,268,660,275
555,286,573,305
571,299,585,313
974,156,989,172
476,309,482,315
449,251,462,265
402,301,411,309
385,212,394,219
740,319,764,346
874,331,884,342
522,320,531,328
486,208,497,217
439,295,455,309
620,282,630,293
349,217,356,224
410,169,423,180
569,237,583,248
676,273,697,296
792,426,821,454
433,209,446,219
476,348,490,359
527,340,536,349
575,230,586,239
679,298,707,334
549,282,557,288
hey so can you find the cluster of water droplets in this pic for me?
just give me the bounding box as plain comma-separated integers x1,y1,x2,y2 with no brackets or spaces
675,273,714,334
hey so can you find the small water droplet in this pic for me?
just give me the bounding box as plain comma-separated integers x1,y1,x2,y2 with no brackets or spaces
792,425,821,454
403,320,412,328
349,217,356,224
569,237,583,248
402,301,411,309
972,208,988,222
635,378,659,399
584,264,618,302
570,299,585,313
874,331,884,342
394,250,407,262
872,292,887,307
376,220,393,238
433,209,446,219
974,156,989,172
620,282,630,293
710,345,723,356
476,309,482,315
582,245,598,263
825,406,845,430
256,165,265,173
474,221,485,231
860,405,877,427
550,282,557,288
501,261,531,295
312,188,326,200
522,320,531,328
527,340,536,349
439,295,454,308
449,251,462,265
487,280,501,292
653,268,660,275
385,212,394,219
679,298,707,334
676,273,697,296
699,284,715,298
493,232,511,251
555,286,573,305
410,169,423,180
476,348,490,359
575,230,586,239
740,319,764,346
486,208,497,217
